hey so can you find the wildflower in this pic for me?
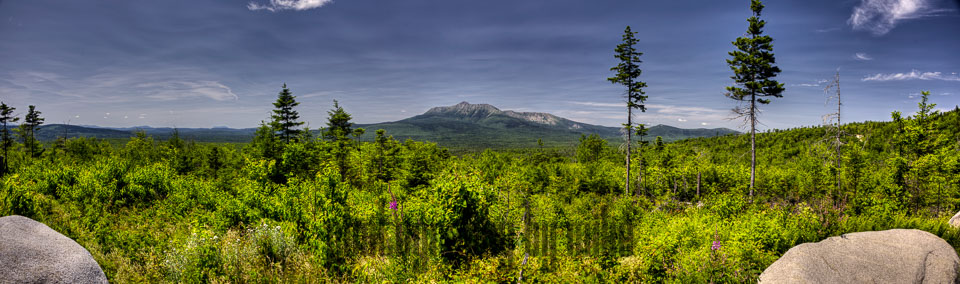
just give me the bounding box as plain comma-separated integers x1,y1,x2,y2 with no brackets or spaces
389,200,398,211
711,240,721,251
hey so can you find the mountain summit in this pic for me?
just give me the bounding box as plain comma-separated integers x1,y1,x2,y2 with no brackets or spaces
418,101,590,131
424,102,502,119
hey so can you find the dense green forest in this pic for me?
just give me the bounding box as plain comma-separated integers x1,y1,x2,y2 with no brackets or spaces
0,93,958,282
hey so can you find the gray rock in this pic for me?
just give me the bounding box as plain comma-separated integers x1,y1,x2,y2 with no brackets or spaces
949,211,960,228
759,229,960,283
0,215,108,284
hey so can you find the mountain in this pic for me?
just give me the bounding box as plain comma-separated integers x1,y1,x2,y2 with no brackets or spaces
358,101,738,148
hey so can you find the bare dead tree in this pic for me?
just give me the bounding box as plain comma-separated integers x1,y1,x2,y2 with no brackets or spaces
823,70,842,199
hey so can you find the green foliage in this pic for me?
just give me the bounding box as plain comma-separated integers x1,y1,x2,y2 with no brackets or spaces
576,134,607,164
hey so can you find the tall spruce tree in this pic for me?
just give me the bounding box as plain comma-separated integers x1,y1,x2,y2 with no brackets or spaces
0,102,19,175
19,105,44,158
608,25,648,196
270,83,304,143
635,123,649,195
325,100,353,141
352,127,365,150
326,100,353,182
725,0,784,197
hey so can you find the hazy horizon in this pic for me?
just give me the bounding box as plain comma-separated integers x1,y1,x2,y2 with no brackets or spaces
1,0,959,130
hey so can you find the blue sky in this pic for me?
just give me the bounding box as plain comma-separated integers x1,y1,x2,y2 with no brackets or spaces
0,0,958,129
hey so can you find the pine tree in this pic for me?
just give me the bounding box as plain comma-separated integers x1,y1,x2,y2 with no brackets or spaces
635,124,649,196
608,26,648,196
19,105,44,158
326,100,354,182
0,102,19,175
352,128,366,149
325,100,353,141
252,121,281,160
725,0,784,197
269,83,304,143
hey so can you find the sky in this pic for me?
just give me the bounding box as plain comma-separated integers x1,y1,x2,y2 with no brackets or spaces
0,0,958,130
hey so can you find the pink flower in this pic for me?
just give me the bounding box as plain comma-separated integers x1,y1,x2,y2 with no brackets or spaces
711,240,721,251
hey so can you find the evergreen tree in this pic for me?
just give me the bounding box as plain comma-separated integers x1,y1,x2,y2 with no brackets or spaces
325,100,353,141
19,105,44,158
608,26,648,196
326,100,354,181
373,129,399,182
635,124,649,195
252,121,281,160
911,91,937,157
269,83,304,143
576,134,607,164
725,0,784,196
352,128,365,149
0,102,19,175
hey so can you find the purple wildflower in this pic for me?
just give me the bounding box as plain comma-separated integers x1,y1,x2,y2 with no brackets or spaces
711,240,721,251
389,200,398,211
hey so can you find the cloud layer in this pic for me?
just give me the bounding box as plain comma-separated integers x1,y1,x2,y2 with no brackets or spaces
848,0,935,35
247,0,333,12
862,70,960,81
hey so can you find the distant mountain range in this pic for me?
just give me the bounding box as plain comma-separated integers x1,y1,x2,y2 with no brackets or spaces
34,124,256,143
28,102,738,148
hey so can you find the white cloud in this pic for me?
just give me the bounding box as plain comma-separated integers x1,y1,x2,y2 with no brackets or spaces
909,92,953,99
677,118,687,122
862,70,960,81
247,0,333,12
646,104,728,116
791,79,830,87
848,0,945,35
701,122,710,126
815,27,841,33
138,81,239,101
567,101,623,108
854,52,873,61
